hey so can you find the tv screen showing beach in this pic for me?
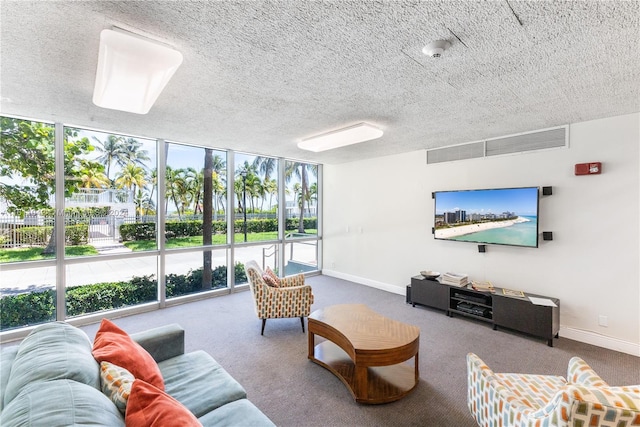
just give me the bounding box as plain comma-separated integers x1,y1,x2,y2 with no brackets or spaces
434,187,539,248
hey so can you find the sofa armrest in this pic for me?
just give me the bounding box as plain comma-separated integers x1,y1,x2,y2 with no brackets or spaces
131,323,185,363
567,356,609,387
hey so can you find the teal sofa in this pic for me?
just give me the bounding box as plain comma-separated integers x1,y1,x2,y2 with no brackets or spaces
0,321,275,426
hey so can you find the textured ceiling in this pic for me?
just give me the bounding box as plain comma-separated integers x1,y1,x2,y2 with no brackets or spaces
1,1,639,164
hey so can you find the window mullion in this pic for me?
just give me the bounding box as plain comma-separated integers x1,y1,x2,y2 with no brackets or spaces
55,123,66,321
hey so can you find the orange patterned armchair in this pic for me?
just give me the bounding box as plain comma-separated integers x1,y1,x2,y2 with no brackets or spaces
467,352,640,427
244,260,314,335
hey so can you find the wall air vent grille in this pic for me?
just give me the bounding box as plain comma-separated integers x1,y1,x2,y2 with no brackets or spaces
426,141,484,164
485,127,567,156
426,126,568,165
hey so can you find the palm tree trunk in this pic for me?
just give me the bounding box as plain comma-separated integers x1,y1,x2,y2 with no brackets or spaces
298,165,307,233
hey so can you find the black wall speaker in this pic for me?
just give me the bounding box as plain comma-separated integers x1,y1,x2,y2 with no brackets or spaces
542,232,553,241
478,245,486,253
542,186,553,196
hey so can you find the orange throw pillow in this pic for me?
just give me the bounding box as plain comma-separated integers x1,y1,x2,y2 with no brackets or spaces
126,379,202,427
92,319,164,391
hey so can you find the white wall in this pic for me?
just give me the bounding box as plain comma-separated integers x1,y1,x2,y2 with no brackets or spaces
323,113,640,356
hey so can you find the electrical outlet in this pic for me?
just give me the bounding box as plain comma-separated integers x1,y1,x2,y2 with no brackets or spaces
598,315,608,327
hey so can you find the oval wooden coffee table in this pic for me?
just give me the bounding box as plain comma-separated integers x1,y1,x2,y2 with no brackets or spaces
308,304,420,404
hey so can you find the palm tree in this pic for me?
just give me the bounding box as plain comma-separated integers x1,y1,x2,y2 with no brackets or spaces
308,182,318,214
93,135,126,182
120,137,150,168
115,162,147,195
115,162,148,220
245,173,262,213
263,177,278,211
78,160,110,189
285,162,318,233
144,168,158,216
134,189,155,217
211,154,226,177
210,154,227,218
212,171,226,220
252,156,277,181
165,166,187,220
236,161,258,213
183,167,203,214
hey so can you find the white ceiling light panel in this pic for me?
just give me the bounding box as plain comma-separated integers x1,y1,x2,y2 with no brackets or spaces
92,29,183,114
298,122,384,152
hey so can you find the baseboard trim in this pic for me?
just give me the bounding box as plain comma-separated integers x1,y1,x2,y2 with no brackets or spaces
559,327,640,357
322,269,406,296
321,270,640,357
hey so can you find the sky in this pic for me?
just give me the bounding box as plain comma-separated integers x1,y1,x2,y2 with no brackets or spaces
434,187,539,216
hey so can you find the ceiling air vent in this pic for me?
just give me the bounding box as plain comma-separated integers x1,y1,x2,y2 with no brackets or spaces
426,126,568,165
485,127,567,156
427,141,484,164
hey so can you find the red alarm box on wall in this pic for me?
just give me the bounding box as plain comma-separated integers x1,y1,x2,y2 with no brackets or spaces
575,162,602,175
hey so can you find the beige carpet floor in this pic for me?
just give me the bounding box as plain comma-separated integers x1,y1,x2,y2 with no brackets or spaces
79,274,640,427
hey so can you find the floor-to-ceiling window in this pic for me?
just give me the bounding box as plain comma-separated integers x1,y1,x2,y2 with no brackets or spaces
232,153,281,283
164,142,230,297
62,127,159,319
284,160,319,275
0,115,321,337
0,117,59,328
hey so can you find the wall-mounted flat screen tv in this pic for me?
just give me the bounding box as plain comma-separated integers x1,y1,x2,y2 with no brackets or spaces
434,187,539,248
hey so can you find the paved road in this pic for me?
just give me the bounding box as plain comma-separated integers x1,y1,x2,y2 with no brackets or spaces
0,241,317,295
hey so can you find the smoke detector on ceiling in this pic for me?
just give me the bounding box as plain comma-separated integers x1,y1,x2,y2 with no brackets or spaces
422,40,451,58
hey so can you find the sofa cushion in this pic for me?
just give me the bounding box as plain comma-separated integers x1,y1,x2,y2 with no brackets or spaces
99,361,134,414
126,379,202,427
92,318,164,390
0,379,124,427
0,346,19,411
197,399,276,427
3,322,100,407
158,350,247,418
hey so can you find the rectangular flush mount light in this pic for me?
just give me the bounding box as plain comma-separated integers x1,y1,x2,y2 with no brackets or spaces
93,29,183,114
297,122,383,152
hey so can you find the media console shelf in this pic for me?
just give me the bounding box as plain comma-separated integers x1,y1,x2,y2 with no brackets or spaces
410,275,560,346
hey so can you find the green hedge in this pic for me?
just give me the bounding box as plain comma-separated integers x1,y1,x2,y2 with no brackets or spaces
120,218,317,241
9,224,88,246
0,263,247,331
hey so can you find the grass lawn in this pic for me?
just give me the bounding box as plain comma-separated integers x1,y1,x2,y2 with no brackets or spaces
0,245,99,263
123,232,280,251
1,230,319,260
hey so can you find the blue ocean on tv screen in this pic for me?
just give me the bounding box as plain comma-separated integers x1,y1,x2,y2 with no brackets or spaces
451,215,538,247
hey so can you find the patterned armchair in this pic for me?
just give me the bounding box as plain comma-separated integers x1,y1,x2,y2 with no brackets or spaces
467,352,640,427
244,260,314,335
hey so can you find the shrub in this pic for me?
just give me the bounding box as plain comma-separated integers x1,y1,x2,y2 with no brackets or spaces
120,223,156,241
65,224,89,245
10,224,88,246
66,275,157,317
0,263,246,330
121,217,318,241
0,290,56,329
